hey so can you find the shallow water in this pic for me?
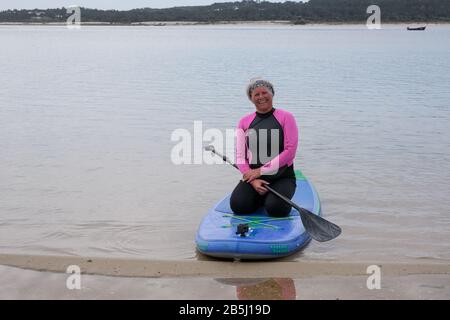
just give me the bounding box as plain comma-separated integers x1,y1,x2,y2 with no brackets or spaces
0,24,449,263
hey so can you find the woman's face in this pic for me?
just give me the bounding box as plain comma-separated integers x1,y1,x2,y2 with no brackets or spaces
251,86,273,113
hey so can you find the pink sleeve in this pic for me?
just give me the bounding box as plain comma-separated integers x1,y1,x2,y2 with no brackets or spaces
260,110,298,175
235,113,256,174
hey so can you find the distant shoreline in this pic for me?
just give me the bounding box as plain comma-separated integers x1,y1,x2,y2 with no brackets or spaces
0,21,447,27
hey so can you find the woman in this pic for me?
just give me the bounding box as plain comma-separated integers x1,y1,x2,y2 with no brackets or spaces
230,78,298,218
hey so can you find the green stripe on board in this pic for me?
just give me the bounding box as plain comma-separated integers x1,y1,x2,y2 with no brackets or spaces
223,214,280,229
221,223,274,229
221,214,295,230
295,169,306,180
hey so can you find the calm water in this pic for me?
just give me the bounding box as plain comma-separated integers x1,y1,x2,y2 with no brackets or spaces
1,25,449,262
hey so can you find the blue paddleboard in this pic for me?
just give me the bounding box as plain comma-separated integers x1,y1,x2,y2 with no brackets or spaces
196,170,322,260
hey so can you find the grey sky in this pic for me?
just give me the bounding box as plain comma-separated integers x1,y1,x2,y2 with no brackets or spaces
0,1,304,11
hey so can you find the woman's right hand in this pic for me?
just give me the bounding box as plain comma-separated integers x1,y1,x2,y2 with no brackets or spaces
250,179,270,195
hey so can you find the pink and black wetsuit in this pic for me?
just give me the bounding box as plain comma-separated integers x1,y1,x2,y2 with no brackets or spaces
230,108,299,217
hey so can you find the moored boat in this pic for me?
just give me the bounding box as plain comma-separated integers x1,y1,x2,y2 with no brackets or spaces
407,26,426,31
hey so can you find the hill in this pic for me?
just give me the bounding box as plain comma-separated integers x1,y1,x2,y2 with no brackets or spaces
1,0,449,24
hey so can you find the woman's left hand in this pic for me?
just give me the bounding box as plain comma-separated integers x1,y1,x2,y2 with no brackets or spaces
242,168,262,183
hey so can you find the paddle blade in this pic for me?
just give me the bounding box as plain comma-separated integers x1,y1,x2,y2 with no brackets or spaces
298,207,342,242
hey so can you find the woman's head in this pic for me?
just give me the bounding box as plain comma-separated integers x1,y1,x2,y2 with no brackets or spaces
246,78,275,113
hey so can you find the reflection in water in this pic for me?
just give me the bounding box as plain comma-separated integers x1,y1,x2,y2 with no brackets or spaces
215,278,296,300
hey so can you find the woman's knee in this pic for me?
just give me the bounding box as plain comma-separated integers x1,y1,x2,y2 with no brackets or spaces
230,187,259,215
230,195,257,214
264,197,292,217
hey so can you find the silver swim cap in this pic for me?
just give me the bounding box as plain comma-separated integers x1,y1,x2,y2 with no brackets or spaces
246,78,275,100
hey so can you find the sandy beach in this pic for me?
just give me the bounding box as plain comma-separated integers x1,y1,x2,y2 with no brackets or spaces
1,253,449,278
0,254,449,299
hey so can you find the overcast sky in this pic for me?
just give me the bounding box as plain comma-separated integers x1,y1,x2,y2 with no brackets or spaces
0,1,306,11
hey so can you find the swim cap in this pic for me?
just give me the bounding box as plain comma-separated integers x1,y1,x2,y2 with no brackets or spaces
246,78,275,100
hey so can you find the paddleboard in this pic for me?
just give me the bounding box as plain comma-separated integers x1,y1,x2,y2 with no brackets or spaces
196,170,322,260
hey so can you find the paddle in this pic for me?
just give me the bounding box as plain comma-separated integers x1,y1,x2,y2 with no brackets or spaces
205,145,342,242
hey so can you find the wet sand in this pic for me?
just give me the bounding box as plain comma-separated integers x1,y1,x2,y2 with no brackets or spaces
0,254,449,299
1,253,449,278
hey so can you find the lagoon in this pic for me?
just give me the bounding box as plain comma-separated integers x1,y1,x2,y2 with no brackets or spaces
0,24,449,263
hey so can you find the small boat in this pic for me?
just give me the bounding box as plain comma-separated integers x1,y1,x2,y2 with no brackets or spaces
407,26,426,31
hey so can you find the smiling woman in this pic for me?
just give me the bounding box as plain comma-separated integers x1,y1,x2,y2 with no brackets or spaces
230,78,299,218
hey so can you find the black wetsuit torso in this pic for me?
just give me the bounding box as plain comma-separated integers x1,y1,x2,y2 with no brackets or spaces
246,108,295,182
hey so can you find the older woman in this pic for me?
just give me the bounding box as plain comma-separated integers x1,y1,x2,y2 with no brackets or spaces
230,78,299,217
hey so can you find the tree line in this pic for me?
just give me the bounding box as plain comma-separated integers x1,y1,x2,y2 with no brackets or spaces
0,0,449,24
